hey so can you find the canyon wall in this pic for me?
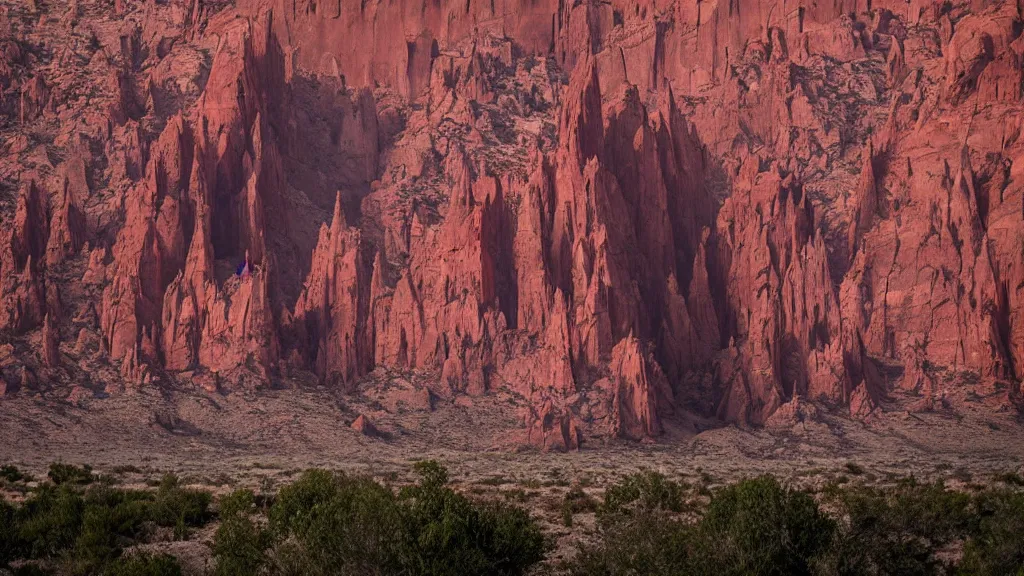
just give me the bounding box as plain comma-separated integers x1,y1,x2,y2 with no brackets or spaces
1,0,1023,446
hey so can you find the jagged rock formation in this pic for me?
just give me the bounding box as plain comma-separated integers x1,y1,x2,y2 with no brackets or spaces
291,191,370,387
41,313,59,368
1,0,1023,447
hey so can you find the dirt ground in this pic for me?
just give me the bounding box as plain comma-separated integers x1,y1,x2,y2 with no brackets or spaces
2,374,1023,573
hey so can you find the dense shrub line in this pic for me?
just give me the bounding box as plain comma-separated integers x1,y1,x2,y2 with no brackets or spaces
212,460,547,576
569,473,1024,576
5,461,1024,576
2,461,546,576
0,464,209,576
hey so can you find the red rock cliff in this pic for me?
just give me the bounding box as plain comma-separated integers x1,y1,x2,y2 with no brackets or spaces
2,0,1023,444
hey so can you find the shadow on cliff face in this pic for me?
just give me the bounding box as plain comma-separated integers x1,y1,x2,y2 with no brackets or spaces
270,72,378,303
3,0,1024,450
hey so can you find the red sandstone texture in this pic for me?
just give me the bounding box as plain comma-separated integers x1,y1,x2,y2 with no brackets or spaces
1,0,1023,448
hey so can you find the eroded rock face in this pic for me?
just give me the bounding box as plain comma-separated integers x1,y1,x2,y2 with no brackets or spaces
351,414,381,436
2,0,1023,446
291,192,370,387
42,313,59,368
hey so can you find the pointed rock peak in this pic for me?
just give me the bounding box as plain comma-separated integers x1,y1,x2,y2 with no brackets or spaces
10,178,49,269
371,250,388,296
887,37,905,73
849,382,876,419
184,206,213,283
189,142,211,208
166,112,186,136
666,272,681,296
863,140,875,176
849,140,881,259
447,147,475,209
857,143,877,199
42,313,60,367
315,222,331,249
958,145,974,179
61,148,90,205
699,226,712,245
329,190,346,238
953,148,977,201
46,177,85,267
610,335,667,440
18,178,36,201
658,83,678,118
654,84,692,138
560,56,603,164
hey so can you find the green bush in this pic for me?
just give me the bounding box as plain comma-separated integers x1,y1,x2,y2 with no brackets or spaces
821,480,975,576
149,475,211,539
11,565,53,576
569,513,692,576
2,498,20,566
216,461,546,576
68,486,155,574
1,464,29,483
400,460,547,576
994,471,1024,487
689,476,835,576
18,484,85,558
3,468,212,576
571,475,833,576
598,471,684,525
958,491,1024,576
48,464,95,486
270,469,408,575
575,475,1024,576
102,552,182,576
212,490,270,576
562,485,598,527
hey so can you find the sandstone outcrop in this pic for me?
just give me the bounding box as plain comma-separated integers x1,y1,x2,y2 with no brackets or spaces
2,0,1023,448
524,400,582,452
291,192,370,387
42,313,60,368
351,414,380,437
